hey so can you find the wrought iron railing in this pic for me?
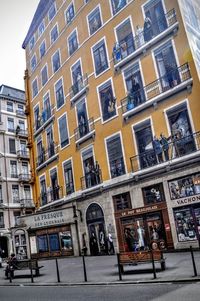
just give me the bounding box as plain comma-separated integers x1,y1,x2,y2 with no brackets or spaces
34,106,54,132
17,150,29,159
20,199,35,207
109,158,126,178
16,109,25,116
69,73,88,100
36,143,58,167
113,9,177,65
81,169,102,190
19,173,32,182
66,182,75,195
74,117,95,142
130,131,200,172
121,63,191,114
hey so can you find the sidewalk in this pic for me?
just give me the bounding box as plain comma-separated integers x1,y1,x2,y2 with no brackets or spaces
0,251,200,286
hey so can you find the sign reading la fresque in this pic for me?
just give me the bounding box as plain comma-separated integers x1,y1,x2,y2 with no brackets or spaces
19,209,72,229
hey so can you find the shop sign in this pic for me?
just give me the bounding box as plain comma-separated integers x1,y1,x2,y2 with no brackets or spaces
18,208,73,229
120,205,158,217
174,194,200,206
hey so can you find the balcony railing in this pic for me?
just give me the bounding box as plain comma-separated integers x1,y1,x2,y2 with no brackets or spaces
81,169,102,190
121,63,191,116
69,74,88,103
110,158,126,179
113,9,177,66
39,187,63,206
34,106,55,135
16,109,25,117
20,198,35,208
36,143,58,168
74,117,95,142
19,173,32,183
130,131,200,173
17,150,29,159
16,127,28,137
66,182,75,195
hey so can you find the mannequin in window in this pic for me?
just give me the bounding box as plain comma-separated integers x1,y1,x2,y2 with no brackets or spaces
137,221,145,250
94,161,100,184
144,16,153,42
113,42,121,62
152,136,163,164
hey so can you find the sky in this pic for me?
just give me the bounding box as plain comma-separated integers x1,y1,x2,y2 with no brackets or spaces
0,0,40,91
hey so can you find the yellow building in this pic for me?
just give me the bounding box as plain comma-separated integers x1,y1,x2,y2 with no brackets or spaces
21,0,200,258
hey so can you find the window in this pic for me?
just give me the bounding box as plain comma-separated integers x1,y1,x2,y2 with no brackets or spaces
82,147,95,188
46,127,55,158
22,162,29,175
37,235,48,252
24,185,31,200
55,78,64,109
111,0,127,15
60,231,73,251
142,183,165,204
14,212,21,226
20,140,27,154
12,185,19,202
124,63,145,109
106,134,125,178
29,36,35,51
32,79,38,98
17,104,24,115
40,176,47,206
0,212,4,228
98,80,116,122
34,106,40,130
68,30,78,56
134,120,157,169
168,173,200,200
39,41,46,58
52,50,61,73
49,233,60,251
50,24,59,44
58,114,69,148
7,101,13,112
43,93,51,122
63,160,74,195
41,65,48,86
7,117,14,132
38,20,45,37
9,138,16,154
76,99,89,138
31,55,37,72
10,161,18,178
116,18,135,59
50,169,59,201
66,3,75,24
88,6,102,35
93,39,108,75
71,60,83,95
37,140,45,166
113,192,132,211
48,2,56,21
19,120,25,131
0,185,2,203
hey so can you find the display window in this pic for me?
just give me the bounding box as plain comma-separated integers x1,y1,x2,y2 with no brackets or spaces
14,230,27,260
60,232,73,251
174,205,200,242
113,192,132,211
142,183,165,204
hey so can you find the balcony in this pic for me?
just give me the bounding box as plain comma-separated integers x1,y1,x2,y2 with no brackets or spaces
20,198,35,208
121,63,192,121
130,131,200,175
39,187,63,206
74,117,95,148
81,169,102,190
36,143,59,171
16,109,25,117
11,173,18,179
66,182,75,196
17,149,29,160
34,106,55,137
113,9,178,71
69,74,89,105
16,127,28,138
18,173,32,183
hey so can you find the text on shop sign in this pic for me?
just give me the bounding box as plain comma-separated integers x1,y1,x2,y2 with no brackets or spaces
175,194,200,205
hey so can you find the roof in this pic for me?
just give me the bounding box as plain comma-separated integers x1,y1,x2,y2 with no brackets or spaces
22,0,54,49
0,85,25,102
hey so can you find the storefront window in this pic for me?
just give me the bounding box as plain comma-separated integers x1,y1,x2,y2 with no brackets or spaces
168,173,200,200
37,235,48,252
60,232,73,251
49,233,60,251
174,207,197,241
142,183,165,204
113,192,132,211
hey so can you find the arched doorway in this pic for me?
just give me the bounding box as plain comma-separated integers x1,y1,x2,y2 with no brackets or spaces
0,236,8,258
86,203,107,255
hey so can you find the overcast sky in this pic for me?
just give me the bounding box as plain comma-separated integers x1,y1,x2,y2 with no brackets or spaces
0,0,40,91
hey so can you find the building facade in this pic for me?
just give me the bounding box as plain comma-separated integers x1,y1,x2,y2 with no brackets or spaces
22,0,200,258
0,85,34,259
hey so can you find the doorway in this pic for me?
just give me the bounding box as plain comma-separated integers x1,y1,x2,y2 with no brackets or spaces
0,236,8,258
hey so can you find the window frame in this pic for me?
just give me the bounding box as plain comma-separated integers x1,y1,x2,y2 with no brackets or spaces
51,49,61,74
58,113,70,149
87,4,103,36
39,40,46,59
32,77,39,98
50,23,59,44
48,2,56,22
54,77,65,110
65,1,75,24
67,28,79,56
91,37,109,77
41,64,48,86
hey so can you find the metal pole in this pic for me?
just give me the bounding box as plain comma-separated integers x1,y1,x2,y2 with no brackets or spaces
190,246,197,277
9,269,12,283
30,261,34,283
55,258,60,283
82,254,87,282
117,253,122,281
150,250,157,279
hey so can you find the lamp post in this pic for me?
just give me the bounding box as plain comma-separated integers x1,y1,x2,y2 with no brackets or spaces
73,205,82,256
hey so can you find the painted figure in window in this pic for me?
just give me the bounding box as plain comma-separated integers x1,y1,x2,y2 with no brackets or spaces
94,161,100,184
85,163,92,188
89,232,99,255
79,115,88,137
150,188,161,202
160,133,169,161
113,0,126,13
129,77,142,107
143,17,153,42
113,42,121,62
136,25,144,48
152,136,163,163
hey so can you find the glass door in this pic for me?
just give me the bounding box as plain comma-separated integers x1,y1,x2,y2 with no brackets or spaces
146,212,166,249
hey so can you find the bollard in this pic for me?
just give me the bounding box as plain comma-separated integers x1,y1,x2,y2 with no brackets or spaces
30,261,34,283
190,246,197,277
117,253,122,281
82,254,87,282
150,249,157,279
9,269,12,283
55,258,60,283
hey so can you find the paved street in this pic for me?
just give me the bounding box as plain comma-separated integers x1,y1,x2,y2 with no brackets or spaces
0,283,200,301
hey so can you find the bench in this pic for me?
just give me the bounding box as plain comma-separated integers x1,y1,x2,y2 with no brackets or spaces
118,250,166,273
5,259,44,279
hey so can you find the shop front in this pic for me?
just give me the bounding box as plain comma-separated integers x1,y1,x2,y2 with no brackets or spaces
15,207,79,259
168,172,200,247
113,185,173,252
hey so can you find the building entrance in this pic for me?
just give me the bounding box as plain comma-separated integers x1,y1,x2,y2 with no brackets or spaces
0,236,8,258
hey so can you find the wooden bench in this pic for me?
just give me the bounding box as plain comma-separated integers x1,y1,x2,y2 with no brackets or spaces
118,250,166,273
5,259,44,278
